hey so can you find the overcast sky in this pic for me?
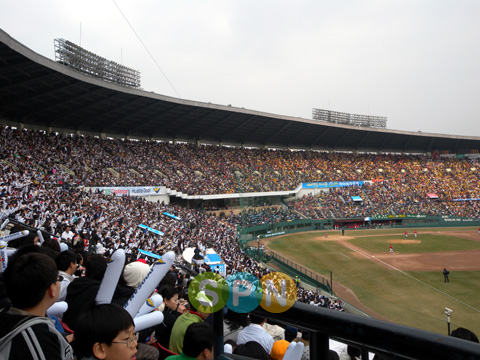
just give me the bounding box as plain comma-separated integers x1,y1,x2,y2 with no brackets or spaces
1,0,479,137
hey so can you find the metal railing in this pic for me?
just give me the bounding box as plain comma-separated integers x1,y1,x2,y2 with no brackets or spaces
213,302,480,360
269,251,331,292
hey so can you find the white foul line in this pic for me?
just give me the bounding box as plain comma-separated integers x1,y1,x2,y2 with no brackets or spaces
339,241,480,313
332,252,350,259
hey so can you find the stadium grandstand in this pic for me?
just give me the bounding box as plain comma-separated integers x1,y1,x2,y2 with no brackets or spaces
1,28,480,360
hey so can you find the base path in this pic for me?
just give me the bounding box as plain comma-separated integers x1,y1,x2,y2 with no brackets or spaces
258,229,480,317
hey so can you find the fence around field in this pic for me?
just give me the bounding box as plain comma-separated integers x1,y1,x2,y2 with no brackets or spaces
238,215,480,241
268,250,332,293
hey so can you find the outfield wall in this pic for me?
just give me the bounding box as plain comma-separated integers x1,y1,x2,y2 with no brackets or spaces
239,215,480,241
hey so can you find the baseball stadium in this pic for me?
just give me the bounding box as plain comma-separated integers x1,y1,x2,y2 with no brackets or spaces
1,28,480,359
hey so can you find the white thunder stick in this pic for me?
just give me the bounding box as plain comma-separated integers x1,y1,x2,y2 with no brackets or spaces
95,248,126,304
133,311,164,332
137,293,163,317
123,251,175,318
47,301,68,318
36,230,45,245
0,218,9,231
0,240,8,272
0,230,29,243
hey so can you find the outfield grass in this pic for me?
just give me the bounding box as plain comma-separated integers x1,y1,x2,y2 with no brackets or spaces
351,233,480,254
267,228,480,336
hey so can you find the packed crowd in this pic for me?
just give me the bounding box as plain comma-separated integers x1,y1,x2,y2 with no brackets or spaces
0,126,353,359
235,207,303,228
2,126,480,202
291,178,480,220
296,288,344,311
2,125,480,360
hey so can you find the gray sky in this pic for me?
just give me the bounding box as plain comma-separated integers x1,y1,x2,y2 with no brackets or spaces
1,0,480,137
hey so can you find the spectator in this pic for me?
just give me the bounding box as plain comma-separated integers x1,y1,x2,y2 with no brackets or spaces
73,303,137,360
55,249,77,302
155,284,187,349
63,254,107,330
169,298,211,354
0,252,73,359
233,341,270,360
451,327,479,343
236,313,275,354
166,322,214,360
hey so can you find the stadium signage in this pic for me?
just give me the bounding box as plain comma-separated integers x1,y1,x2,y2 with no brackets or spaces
442,218,478,222
263,231,286,238
95,186,163,196
302,181,364,189
370,214,427,220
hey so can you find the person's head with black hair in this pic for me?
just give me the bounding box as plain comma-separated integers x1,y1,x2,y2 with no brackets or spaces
85,254,107,281
249,313,266,325
76,252,85,265
11,244,58,261
182,322,214,360
73,303,137,360
225,310,249,331
346,345,362,360
4,252,60,312
451,327,479,343
284,326,298,342
41,237,61,252
56,249,77,273
233,341,270,360
158,270,177,288
159,284,181,312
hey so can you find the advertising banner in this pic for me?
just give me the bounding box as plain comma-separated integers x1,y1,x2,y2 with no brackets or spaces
370,214,428,220
302,181,364,189
95,186,162,196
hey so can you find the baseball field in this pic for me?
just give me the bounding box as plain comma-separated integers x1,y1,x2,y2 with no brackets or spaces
262,227,480,336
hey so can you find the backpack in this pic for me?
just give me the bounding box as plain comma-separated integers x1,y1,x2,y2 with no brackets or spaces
0,315,73,360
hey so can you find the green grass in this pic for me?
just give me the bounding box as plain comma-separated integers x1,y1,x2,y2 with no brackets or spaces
350,234,480,254
267,228,480,336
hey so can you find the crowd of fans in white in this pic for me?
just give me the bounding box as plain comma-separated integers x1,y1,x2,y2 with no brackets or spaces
3,126,479,227
3,125,480,360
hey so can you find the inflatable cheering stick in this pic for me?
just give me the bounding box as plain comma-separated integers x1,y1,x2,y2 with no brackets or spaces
134,311,164,332
0,230,29,244
124,251,175,318
36,230,45,245
0,218,9,231
137,293,163,317
47,301,68,318
96,249,126,304
0,240,7,272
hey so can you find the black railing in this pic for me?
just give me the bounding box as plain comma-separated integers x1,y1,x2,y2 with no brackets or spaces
2,217,57,240
213,302,480,360
269,251,331,292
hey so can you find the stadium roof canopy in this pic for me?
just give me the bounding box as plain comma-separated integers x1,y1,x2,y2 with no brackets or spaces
1,28,480,153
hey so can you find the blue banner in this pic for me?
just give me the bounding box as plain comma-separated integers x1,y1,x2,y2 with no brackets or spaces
138,224,164,236
138,249,163,260
163,212,181,220
302,181,364,189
